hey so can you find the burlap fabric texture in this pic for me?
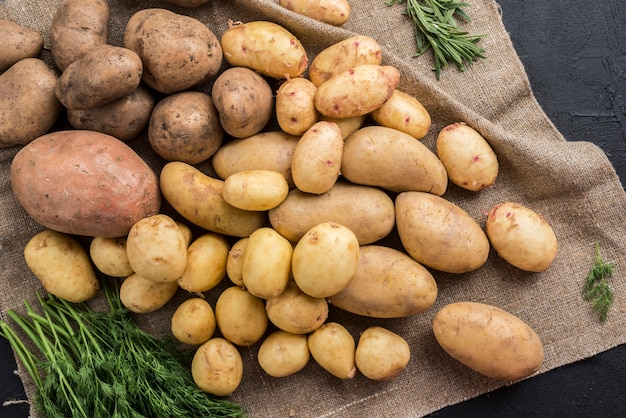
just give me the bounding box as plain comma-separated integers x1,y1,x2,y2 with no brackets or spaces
1,0,626,417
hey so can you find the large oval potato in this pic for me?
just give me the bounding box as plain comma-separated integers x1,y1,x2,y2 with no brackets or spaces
433,301,544,380
275,77,319,136
269,180,395,245
395,191,489,274
0,19,44,71
370,89,431,140
11,130,161,238
486,202,558,272
222,170,289,211
221,20,307,79
159,161,265,237
342,126,448,195
328,245,437,318
0,58,62,148
279,0,350,26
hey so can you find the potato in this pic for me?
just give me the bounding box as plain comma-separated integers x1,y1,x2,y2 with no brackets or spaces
436,123,499,191
432,301,544,380
0,20,44,72
355,326,410,381
119,273,179,314
226,237,248,286
222,170,289,211
320,114,365,139
315,64,399,118
67,86,154,142
342,126,448,195
211,66,273,138
24,229,99,303
242,228,293,299
329,245,437,318
215,286,268,347
126,214,188,283
191,338,243,396
371,90,431,140
308,35,382,87
486,202,558,272
308,322,356,379
395,192,490,274
89,236,134,278
0,58,62,148
159,161,265,238
279,0,350,26
171,298,216,345
178,233,230,293
211,131,300,188
275,77,319,136
269,180,395,245
292,222,360,298
124,8,222,94
221,20,307,79
11,130,161,238
177,222,194,247
291,121,343,194
257,331,310,377
265,280,328,334
149,91,223,164
50,0,110,71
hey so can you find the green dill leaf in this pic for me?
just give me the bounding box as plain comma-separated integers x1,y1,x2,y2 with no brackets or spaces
583,243,616,323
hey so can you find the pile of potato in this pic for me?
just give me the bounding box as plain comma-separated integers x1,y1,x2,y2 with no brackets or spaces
3,0,559,397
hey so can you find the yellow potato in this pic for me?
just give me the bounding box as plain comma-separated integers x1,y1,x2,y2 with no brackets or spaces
242,227,293,299
308,35,382,87
370,89,431,140
279,0,350,26
315,64,400,118
257,331,310,377
320,114,365,139
265,280,328,334
89,236,134,278
355,326,410,381
159,161,265,237
222,170,289,211
191,337,243,396
275,77,319,136
171,297,216,345
395,192,490,274
308,322,356,379
436,123,499,191
178,233,229,293
24,229,99,303
221,20,307,79
125,214,188,283
292,222,360,298
215,286,268,347
291,121,344,194
119,273,179,314
486,202,558,272
342,126,448,195
329,245,437,318
226,237,248,286
432,302,544,380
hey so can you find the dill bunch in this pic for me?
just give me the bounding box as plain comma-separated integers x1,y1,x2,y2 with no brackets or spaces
582,243,615,323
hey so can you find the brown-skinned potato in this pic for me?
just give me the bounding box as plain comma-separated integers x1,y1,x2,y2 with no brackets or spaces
0,20,44,72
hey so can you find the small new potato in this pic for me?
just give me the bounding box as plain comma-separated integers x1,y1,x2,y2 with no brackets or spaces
0,19,44,71
265,280,329,334
308,322,356,379
215,286,268,347
433,302,544,380
24,229,100,303
486,202,558,272
119,273,179,314
222,170,289,211
279,0,350,26
89,236,134,278
178,233,230,293
355,326,410,381
436,123,499,191
192,338,243,396
171,298,216,345
320,114,365,139
257,331,310,377
275,77,319,135
371,89,431,140
226,237,248,286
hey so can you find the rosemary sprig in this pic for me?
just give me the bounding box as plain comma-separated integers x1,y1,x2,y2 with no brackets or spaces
582,243,615,323
385,0,486,79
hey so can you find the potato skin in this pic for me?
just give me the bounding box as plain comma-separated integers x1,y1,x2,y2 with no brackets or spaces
265,280,329,334
355,326,410,381
50,0,110,71
11,130,161,238
119,273,179,314
215,286,268,347
279,0,350,26
258,331,310,377
0,20,44,72
308,322,356,379
89,236,134,278
178,233,230,293
0,58,62,148
171,298,216,345
191,338,243,396
371,90,432,140
275,77,319,136
433,302,544,380
329,245,437,318
222,170,289,211
486,202,558,272
395,191,490,274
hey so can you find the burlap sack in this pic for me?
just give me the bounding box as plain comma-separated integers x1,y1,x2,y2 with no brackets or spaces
1,1,625,417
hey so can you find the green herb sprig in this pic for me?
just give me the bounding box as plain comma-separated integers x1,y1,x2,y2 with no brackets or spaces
583,243,615,323
385,0,486,79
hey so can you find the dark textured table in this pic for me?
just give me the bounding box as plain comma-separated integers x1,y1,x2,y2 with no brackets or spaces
2,1,625,417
